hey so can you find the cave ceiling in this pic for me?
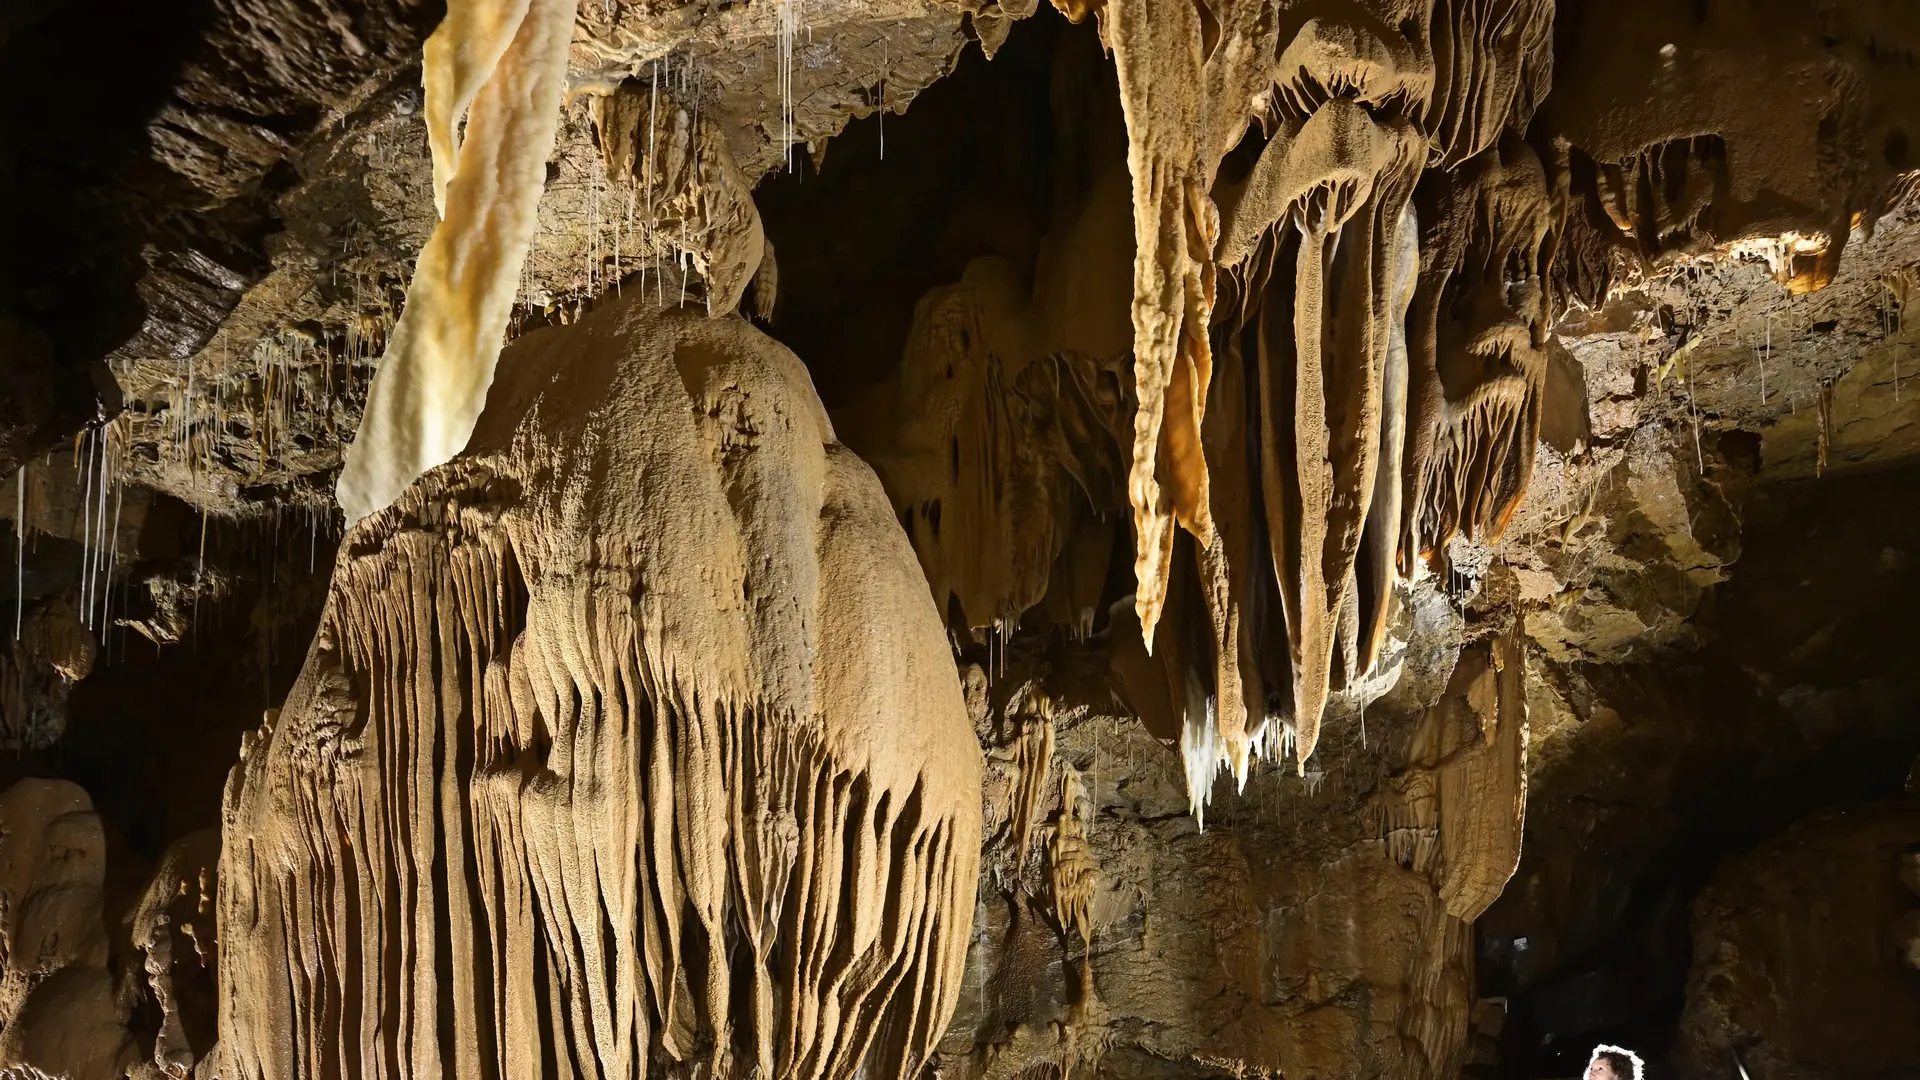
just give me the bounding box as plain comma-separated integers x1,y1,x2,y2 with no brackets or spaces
0,0,1916,1077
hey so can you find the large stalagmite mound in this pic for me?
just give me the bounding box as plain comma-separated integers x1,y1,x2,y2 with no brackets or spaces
210,288,983,1077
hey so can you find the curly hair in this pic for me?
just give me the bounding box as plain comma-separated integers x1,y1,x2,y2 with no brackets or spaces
1590,1045,1646,1080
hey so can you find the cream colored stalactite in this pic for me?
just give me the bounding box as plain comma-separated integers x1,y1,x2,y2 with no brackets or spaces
1106,0,1218,648
1048,767,1097,952
1359,199,1421,673
215,293,981,1079
1424,0,1555,169
1195,339,1260,788
1374,618,1529,921
1011,702,1057,861
1254,135,1424,766
1138,0,1555,794
336,0,579,524
1102,0,1299,649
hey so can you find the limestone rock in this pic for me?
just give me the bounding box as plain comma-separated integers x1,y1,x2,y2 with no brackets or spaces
1675,802,1920,1080
127,829,220,1080
0,779,137,1080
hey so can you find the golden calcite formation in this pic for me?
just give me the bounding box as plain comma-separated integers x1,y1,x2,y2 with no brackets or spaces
1402,136,1561,577
0,780,137,1079
1094,0,1552,800
850,0,1557,812
212,291,981,1078
590,80,770,318
848,153,1137,641
336,0,580,524
128,829,221,1079
1374,619,1529,922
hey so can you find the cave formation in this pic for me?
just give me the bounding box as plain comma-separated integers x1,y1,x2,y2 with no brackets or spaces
0,0,1917,1078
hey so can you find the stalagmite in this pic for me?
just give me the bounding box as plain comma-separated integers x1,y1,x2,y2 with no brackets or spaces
0,780,137,1079
214,291,981,1078
129,829,221,1080
336,0,580,524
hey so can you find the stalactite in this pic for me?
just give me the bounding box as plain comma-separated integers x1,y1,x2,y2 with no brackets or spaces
1402,136,1561,576
590,79,769,317
1094,0,1556,807
213,292,981,1078
1010,698,1057,861
0,598,95,749
1047,766,1096,952
336,0,581,524
1103,0,1233,647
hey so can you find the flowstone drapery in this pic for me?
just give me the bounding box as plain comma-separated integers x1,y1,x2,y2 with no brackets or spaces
213,291,982,1078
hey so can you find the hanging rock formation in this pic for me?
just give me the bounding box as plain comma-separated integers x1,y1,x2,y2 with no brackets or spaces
589,79,771,319
335,0,582,524
1373,618,1529,922
1402,135,1561,575
1083,0,1553,798
212,290,982,1077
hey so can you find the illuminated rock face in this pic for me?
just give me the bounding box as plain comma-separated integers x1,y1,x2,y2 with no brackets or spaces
211,292,982,1080
998,0,1555,806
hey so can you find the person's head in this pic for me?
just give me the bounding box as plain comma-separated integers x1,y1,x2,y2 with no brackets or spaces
1587,1045,1644,1080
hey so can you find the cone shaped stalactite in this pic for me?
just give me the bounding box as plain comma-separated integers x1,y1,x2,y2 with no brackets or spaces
1251,159,1423,765
214,292,981,1078
1106,0,1223,648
